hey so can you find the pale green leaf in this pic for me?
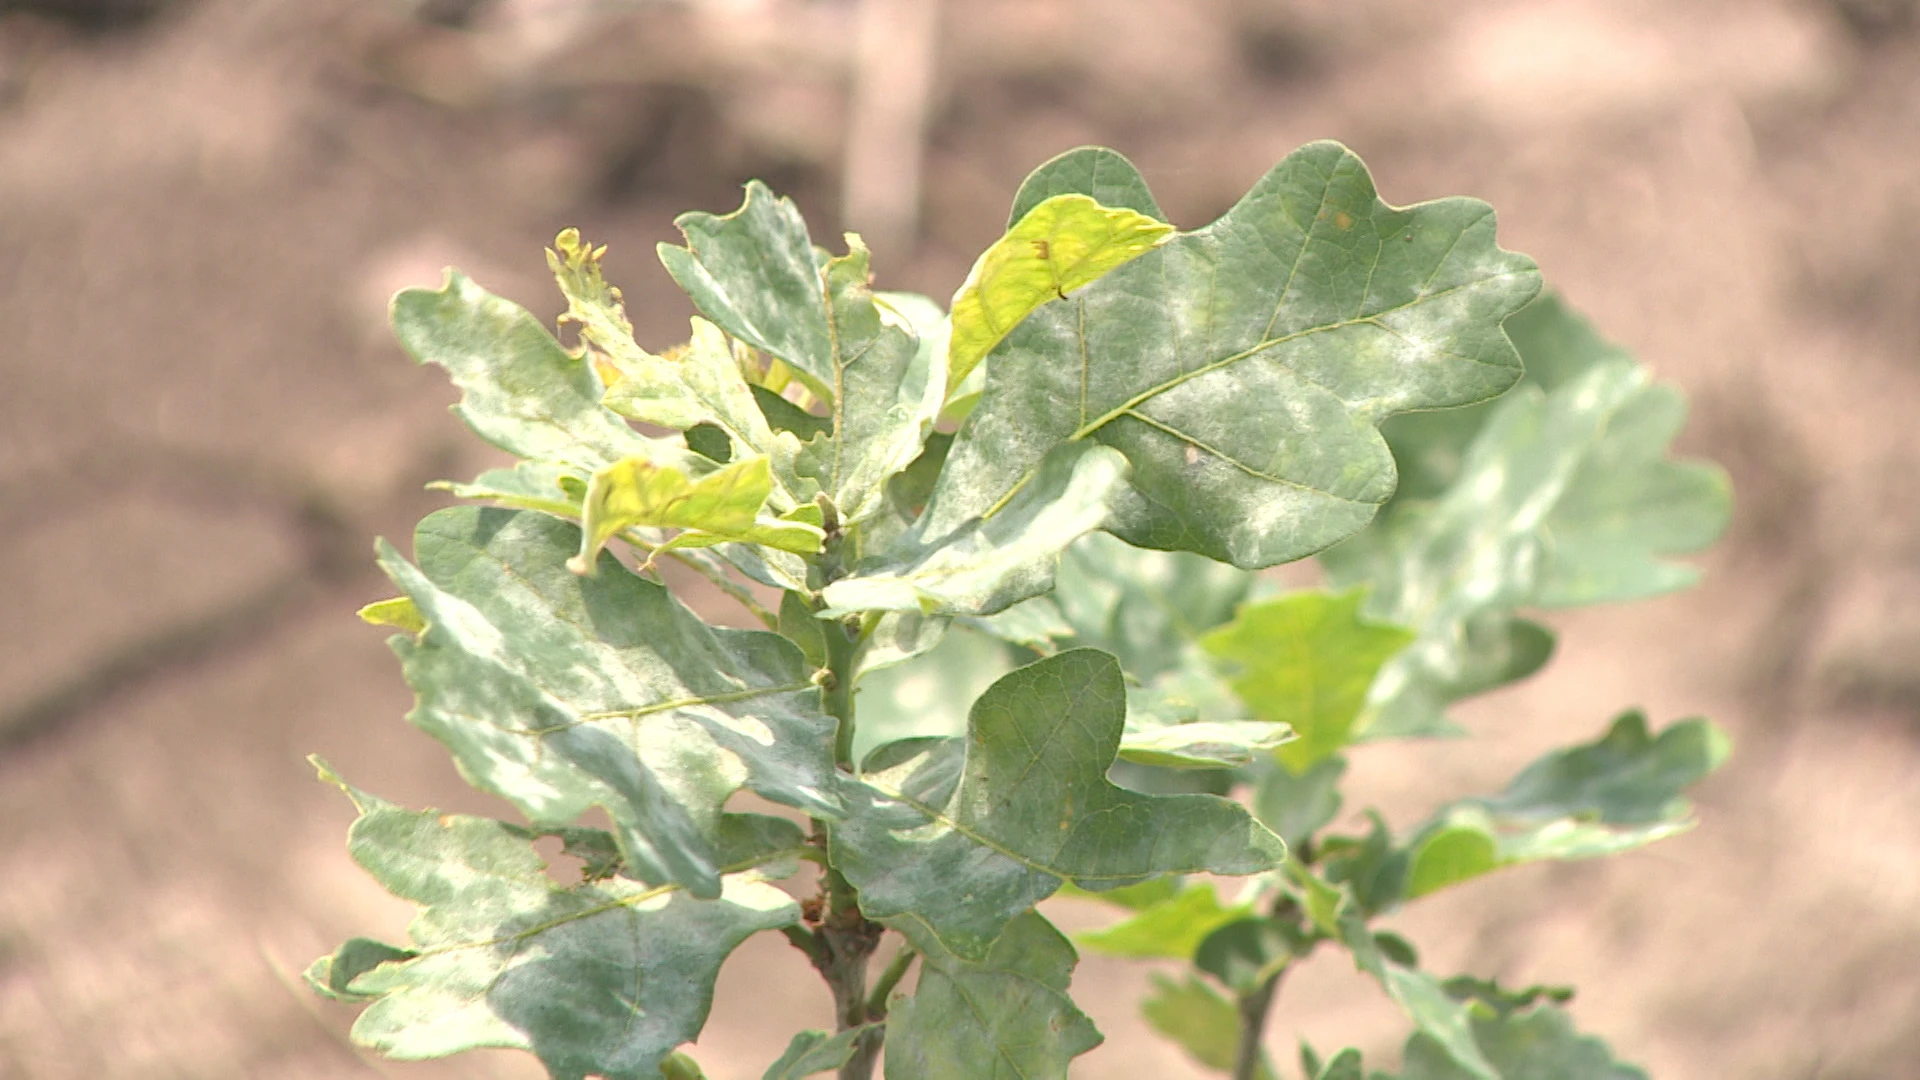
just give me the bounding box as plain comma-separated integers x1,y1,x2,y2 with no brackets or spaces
392,270,684,473
820,442,1127,618
660,184,943,525
1140,973,1277,1080
925,141,1540,570
945,194,1172,398
849,623,1016,764
1117,718,1294,769
1049,532,1254,681
568,454,823,575
884,911,1102,1080
434,461,587,519
377,505,838,898
1326,294,1729,739
1201,589,1414,769
831,649,1286,959
311,777,799,1080
1404,711,1730,898
1007,146,1168,227
761,1026,875,1079
1075,881,1254,960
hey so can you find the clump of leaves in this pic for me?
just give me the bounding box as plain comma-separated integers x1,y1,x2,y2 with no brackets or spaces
312,142,1731,1080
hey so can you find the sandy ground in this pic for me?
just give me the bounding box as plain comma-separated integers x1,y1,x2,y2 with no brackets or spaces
2,0,1918,1077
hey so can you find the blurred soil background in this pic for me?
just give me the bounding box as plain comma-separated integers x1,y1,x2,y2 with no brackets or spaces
2,0,1919,1076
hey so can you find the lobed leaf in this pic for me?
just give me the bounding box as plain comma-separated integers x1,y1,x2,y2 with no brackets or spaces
945,193,1173,399
1075,881,1255,960
1008,147,1169,227
1044,531,1255,682
820,442,1128,618
392,270,685,474
1403,711,1730,898
660,183,943,526
762,1026,876,1079
1140,973,1277,1080
376,505,838,899
568,454,823,575
309,771,799,1080
830,649,1286,959
1201,589,1414,769
883,911,1102,1079
1393,1002,1646,1080
1324,294,1731,739
925,142,1541,570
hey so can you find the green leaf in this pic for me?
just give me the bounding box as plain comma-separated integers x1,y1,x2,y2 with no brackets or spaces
1309,1048,1366,1080
392,270,683,473
434,461,587,519
1075,882,1255,960
1194,917,1294,995
660,184,943,525
1140,973,1276,1080
849,623,1016,764
1050,532,1255,681
358,597,425,635
1117,718,1294,770
313,778,798,1080
569,454,824,575
1201,589,1414,769
1007,146,1168,227
662,1053,709,1080
925,141,1540,570
378,505,838,898
831,649,1286,959
305,937,417,1003
1326,294,1729,739
1254,755,1347,848
946,194,1173,399
820,442,1128,618
1337,899,1496,1080
761,1027,875,1079
884,911,1102,1079
1404,711,1730,898
1394,1004,1646,1080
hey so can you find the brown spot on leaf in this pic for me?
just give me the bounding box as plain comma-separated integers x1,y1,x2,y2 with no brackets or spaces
1334,210,1354,230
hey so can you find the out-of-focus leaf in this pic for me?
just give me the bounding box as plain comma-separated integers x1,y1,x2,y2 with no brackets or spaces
1201,589,1413,769
1318,812,1408,917
761,1026,875,1079
831,649,1286,959
1054,875,1181,911
1075,882,1255,960
659,184,943,525
1337,902,1496,1080
1392,1003,1647,1080
1308,1048,1366,1080
568,454,823,575
849,623,1016,763
1325,295,1729,739
820,443,1127,618
377,505,838,899
1254,755,1347,848
1050,532,1254,681
925,141,1539,570
945,194,1172,399
309,770,799,1080
392,270,685,473
1403,711,1730,898
884,911,1102,1080
661,1052,708,1079
1140,973,1277,1080
1195,916,1294,995
1007,147,1168,227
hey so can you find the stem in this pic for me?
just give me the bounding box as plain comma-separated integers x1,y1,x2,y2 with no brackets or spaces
661,549,777,628
1232,967,1284,1080
866,945,917,1019
823,614,861,769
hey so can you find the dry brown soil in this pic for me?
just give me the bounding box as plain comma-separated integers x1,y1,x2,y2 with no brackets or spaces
3,0,1919,1077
